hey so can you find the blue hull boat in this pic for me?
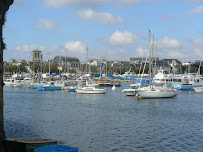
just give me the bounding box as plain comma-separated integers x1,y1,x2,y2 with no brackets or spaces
68,88,76,92
173,84,193,90
37,85,62,91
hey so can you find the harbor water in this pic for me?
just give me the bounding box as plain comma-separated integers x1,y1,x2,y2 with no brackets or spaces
3,82,203,152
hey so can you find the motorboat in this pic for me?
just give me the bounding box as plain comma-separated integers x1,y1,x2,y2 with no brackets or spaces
4,78,14,86
173,74,203,90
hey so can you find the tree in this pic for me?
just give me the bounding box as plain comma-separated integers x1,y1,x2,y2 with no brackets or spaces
6,65,17,72
42,64,49,73
31,63,40,73
0,1,14,151
50,63,57,74
18,64,27,73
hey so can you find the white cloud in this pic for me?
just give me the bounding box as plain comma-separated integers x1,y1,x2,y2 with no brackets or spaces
190,38,203,47
194,49,203,57
44,0,109,8
15,44,46,52
76,9,124,24
36,18,57,30
107,48,129,60
105,31,137,46
189,5,203,13
158,37,181,49
136,46,148,57
64,41,86,54
10,45,66,61
165,50,185,58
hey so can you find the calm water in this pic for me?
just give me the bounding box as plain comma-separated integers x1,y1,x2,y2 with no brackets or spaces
3,82,203,152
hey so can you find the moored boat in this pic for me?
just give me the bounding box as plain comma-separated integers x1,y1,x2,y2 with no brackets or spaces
136,86,177,99
194,86,203,93
76,86,106,94
37,81,62,91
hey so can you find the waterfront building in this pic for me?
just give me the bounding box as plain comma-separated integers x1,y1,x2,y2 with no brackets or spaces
31,49,43,63
130,57,159,63
53,56,80,69
158,59,182,74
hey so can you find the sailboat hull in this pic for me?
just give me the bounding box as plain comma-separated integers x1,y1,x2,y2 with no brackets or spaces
194,87,203,93
37,86,62,91
137,91,176,99
122,89,136,96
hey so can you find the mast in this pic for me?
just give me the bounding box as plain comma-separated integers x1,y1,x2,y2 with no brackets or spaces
65,56,67,73
59,56,61,79
49,52,50,79
155,38,157,74
151,34,154,89
148,29,151,88
152,34,154,76
86,47,88,75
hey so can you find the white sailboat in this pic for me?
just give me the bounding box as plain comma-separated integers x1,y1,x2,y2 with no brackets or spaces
76,86,106,94
76,48,106,94
194,85,203,93
122,83,141,96
136,31,177,99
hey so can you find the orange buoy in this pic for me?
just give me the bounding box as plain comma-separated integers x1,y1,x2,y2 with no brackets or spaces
43,88,45,91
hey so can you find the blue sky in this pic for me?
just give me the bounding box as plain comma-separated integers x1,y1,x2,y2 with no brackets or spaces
3,0,203,62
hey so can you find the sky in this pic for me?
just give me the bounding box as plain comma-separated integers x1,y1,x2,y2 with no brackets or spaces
3,0,203,62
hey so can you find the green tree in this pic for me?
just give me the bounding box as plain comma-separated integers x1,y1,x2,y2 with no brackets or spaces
31,63,40,73
50,63,57,74
91,65,97,73
6,65,17,72
69,68,76,73
42,64,49,73
124,66,131,72
190,64,199,73
18,64,27,73
180,65,187,74
0,1,14,151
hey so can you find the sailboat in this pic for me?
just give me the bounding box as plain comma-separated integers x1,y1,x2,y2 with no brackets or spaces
135,31,176,99
76,48,106,94
122,83,141,96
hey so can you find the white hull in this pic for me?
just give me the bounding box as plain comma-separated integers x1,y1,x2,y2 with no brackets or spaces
122,89,136,96
137,91,176,99
194,87,203,93
76,87,106,94
136,86,176,99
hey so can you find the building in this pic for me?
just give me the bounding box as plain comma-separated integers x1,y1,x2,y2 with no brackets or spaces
31,49,42,63
130,57,159,63
53,56,80,68
158,59,182,74
10,58,26,66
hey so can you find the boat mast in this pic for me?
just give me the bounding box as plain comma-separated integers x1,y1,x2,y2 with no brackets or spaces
49,52,50,80
65,56,67,74
148,29,151,88
155,38,157,74
198,60,202,75
86,47,88,76
151,34,154,89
